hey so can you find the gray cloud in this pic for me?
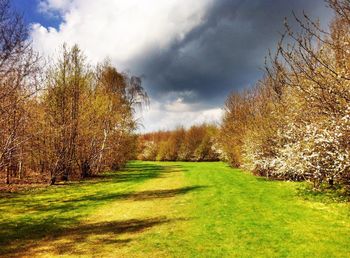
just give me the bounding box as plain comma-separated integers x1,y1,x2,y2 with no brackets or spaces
28,0,334,131
132,0,332,107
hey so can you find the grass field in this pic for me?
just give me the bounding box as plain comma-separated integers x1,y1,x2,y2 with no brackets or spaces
0,161,349,257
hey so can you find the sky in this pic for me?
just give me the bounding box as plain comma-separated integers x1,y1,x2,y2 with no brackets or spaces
13,0,333,132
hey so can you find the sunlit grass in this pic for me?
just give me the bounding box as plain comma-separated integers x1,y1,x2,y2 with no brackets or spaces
0,161,349,257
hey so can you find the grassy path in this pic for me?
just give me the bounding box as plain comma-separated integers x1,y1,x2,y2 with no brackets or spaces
0,162,349,257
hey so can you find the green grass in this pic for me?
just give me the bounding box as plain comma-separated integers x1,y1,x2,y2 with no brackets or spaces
0,161,349,257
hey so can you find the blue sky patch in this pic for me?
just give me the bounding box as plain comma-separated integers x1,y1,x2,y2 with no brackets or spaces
11,0,62,29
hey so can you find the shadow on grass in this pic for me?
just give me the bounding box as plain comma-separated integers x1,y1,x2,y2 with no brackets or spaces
0,163,168,209
0,162,196,256
58,185,207,204
3,217,180,256
296,184,350,204
82,163,183,186
122,186,206,201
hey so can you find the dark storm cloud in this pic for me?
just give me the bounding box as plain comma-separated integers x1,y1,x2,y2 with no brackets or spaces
133,0,332,106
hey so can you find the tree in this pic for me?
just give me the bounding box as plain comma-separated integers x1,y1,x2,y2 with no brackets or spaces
138,124,220,162
0,0,40,184
220,0,350,190
42,44,89,184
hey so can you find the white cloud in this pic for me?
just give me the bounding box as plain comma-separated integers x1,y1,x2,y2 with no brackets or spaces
164,98,192,112
32,0,220,132
38,0,74,15
32,0,214,69
137,98,223,132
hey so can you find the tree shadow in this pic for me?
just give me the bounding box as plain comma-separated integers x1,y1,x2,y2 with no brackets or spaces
58,217,173,237
55,185,207,205
3,217,181,257
17,185,207,215
296,184,350,204
116,185,207,201
0,162,196,256
53,239,132,256
0,163,168,210
0,163,192,215
82,164,167,183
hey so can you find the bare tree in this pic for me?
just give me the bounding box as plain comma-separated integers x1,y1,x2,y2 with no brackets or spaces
0,0,40,184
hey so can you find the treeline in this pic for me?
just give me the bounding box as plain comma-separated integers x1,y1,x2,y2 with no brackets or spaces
2,0,350,194
220,0,350,190
137,124,223,161
0,0,147,185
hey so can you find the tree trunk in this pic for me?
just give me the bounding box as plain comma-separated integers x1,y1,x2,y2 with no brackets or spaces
81,160,90,178
6,166,10,184
96,129,108,173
